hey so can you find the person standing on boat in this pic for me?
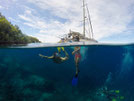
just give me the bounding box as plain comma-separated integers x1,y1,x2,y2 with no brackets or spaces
72,46,81,77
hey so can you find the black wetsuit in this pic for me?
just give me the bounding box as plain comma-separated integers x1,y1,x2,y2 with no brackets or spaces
53,56,62,64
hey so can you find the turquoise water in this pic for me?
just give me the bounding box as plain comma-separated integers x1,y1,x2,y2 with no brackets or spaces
0,44,134,101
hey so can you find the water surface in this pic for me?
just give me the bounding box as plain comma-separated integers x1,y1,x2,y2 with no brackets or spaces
0,43,134,101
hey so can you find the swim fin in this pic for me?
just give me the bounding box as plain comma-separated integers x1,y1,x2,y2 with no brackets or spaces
57,47,61,53
57,47,64,53
72,76,78,86
61,47,64,51
115,90,120,94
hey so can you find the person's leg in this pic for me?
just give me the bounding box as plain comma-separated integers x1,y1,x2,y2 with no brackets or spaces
64,50,69,58
75,57,80,77
61,47,64,51
61,50,69,61
57,47,61,53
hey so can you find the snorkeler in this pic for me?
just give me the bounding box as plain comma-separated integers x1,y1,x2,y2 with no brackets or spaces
97,86,124,101
72,46,81,77
39,47,69,64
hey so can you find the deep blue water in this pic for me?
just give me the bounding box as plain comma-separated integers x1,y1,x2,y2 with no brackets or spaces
0,44,134,101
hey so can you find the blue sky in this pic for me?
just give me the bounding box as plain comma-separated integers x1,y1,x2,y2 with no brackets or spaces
0,0,134,43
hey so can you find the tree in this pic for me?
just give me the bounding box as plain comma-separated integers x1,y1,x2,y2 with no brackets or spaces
0,12,41,44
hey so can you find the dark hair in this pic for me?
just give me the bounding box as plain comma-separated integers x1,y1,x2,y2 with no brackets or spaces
74,35,79,42
54,52,57,57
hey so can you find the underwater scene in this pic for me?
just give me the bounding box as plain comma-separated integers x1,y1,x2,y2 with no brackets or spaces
0,44,134,101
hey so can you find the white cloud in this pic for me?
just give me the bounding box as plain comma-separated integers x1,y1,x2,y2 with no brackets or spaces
18,15,32,22
27,0,82,23
35,34,60,43
18,6,83,42
0,5,3,9
8,17,20,23
18,8,48,30
18,0,134,43
86,0,134,39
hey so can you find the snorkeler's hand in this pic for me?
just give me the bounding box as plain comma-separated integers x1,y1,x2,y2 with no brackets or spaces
39,54,43,57
72,51,74,55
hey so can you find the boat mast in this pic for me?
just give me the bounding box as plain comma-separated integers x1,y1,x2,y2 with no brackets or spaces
83,0,86,37
86,6,94,39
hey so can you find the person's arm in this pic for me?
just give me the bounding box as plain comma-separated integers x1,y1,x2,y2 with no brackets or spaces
72,47,80,55
39,54,54,59
64,50,69,59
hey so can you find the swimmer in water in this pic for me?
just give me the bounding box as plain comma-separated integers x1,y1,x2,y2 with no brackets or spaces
39,48,69,64
72,46,81,77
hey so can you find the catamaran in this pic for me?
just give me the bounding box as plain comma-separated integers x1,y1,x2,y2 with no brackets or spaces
59,0,98,43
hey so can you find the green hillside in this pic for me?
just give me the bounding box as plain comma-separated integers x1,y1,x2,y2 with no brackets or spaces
0,13,40,45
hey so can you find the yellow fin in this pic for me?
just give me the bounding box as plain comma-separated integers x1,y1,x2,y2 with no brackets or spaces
115,90,120,93
61,47,64,51
57,47,61,53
